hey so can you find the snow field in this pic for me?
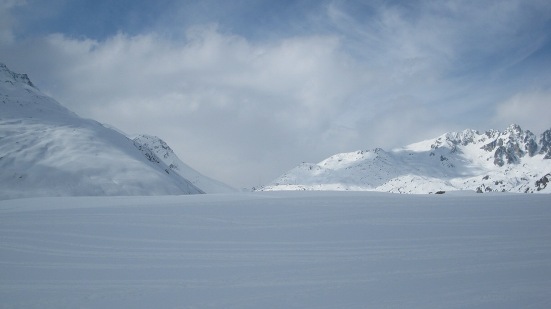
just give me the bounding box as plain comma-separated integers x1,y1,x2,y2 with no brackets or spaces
1,191,551,308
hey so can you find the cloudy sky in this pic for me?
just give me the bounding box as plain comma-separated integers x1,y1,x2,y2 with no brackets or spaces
1,0,551,188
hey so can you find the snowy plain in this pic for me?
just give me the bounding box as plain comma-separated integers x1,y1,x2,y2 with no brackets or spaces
1,191,551,308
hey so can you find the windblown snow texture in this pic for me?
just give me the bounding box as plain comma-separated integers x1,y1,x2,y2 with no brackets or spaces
0,62,204,199
1,192,551,308
259,125,551,194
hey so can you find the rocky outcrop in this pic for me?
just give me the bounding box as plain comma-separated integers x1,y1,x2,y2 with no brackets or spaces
259,124,551,194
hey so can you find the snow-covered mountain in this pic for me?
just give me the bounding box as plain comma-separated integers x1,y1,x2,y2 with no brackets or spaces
258,124,551,194
133,135,235,193
0,62,231,199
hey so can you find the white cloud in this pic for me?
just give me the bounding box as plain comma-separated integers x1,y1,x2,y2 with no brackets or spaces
0,0,27,44
1,27,370,187
493,90,551,134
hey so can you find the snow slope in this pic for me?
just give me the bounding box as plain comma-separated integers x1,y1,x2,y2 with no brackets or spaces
0,62,204,199
133,134,235,193
259,125,551,194
1,192,551,308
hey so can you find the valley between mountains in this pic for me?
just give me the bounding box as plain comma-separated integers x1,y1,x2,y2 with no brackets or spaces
1,62,550,198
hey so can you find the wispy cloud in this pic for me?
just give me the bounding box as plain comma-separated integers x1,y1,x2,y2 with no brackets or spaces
0,0,27,43
2,27,366,187
493,89,551,133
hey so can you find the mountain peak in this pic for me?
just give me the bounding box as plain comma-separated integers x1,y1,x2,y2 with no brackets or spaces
479,124,540,166
443,129,480,146
0,63,76,120
259,125,551,194
0,63,36,89
505,123,523,136
1,64,209,199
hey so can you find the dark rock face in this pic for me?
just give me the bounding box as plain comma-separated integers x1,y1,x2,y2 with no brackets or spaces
133,140,161,164
0,63,36,88
481,125,551,166
488,135,522,166
494,146,506,166
536,173,551,191
524,132,538,157
483,138,502,153
505,141,523,164
540,129,551,159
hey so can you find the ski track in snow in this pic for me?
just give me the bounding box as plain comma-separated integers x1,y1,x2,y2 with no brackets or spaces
1,192,551,308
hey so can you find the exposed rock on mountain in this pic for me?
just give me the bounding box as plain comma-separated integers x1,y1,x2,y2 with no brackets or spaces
258,124,551,194
133,135,235,193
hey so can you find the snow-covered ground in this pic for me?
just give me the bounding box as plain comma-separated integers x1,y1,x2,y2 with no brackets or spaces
1,192,550,308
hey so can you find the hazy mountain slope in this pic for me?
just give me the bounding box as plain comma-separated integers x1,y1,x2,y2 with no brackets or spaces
259,125,551,194
0,62,203,199
133,134,236,193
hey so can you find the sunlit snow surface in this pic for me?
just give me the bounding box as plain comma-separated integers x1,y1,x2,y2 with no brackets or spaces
1,192,551,308
260,126,551,194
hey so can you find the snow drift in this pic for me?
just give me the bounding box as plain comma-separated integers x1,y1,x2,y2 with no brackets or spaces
1,192,550,308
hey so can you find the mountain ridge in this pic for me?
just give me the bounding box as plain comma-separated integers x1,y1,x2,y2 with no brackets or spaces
0,62,232,199
258,124,551,194
133,134,236,193
0,63,36,88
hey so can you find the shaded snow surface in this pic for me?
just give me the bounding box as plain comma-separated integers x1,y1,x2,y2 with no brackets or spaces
1,191,551,308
